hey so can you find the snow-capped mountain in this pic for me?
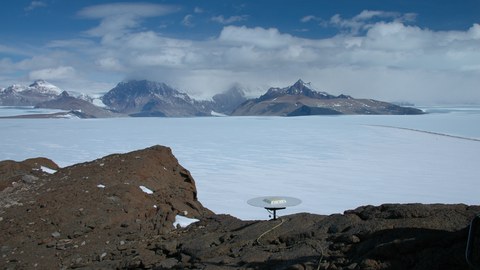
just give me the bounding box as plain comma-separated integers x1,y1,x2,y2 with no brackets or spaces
232,79,424,116
26,80,62,95
0,80,62,106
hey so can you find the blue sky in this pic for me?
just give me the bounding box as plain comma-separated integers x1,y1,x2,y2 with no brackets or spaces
1,0,479,104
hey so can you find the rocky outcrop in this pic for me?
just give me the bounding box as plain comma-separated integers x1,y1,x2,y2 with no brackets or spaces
164,204,479,269
0,146,478,269
232,80,424,116
0,145,212,269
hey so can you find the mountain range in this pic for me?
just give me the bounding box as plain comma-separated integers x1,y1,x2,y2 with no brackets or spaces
0,79,423,118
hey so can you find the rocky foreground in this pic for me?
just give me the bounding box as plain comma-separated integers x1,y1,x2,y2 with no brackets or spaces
0,145,478,269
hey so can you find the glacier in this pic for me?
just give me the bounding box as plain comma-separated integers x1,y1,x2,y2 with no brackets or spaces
0,105,479,220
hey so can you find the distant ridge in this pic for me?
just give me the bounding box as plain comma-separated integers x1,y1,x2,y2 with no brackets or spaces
232,79,424,116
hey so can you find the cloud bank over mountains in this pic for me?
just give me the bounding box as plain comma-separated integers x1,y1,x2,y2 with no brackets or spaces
2,3,480,104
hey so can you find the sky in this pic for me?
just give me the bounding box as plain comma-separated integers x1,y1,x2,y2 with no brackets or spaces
0,0,479,104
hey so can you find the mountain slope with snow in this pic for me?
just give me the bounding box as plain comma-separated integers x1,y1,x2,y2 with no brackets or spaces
25,80,62,95
35,91,121,118
0,80,61,106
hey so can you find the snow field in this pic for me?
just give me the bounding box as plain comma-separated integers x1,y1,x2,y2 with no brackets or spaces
0,107,479,220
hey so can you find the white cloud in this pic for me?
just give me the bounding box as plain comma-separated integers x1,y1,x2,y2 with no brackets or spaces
194,7,204,14
96,57,125,72
25,1,46,12
301,15,318,23
211,15,248,24
29,66,76,80
78,3,176,19
329,10,418,35
0,44,32,56
78,3,178,38
354,10,395,20
46,39,95,49
219,26,298,49
182,14,194,27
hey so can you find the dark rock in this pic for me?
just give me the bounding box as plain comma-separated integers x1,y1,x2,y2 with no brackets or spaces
157,257,179,268
21,175,38,184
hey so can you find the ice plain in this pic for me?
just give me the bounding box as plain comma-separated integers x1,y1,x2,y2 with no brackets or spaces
0,106,479,220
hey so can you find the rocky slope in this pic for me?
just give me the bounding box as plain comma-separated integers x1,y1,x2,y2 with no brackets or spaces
0,145,478,269
35,91,121,118
101,80,206,117
232,80,424,116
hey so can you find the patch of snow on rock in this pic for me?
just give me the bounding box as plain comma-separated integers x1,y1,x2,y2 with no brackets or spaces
41,166,57,174
97,184,106,188
211,111,227,117
92,98,107,108
139,185,153,194
173,215,199,228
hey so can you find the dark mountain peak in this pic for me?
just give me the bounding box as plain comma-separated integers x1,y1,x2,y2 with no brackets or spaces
292,79,308,89
288,79,335,98
29,79,47,87
259,80,334,101
288,79,312,95
59,91,70,97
